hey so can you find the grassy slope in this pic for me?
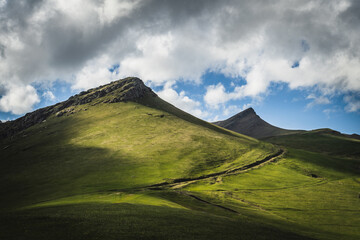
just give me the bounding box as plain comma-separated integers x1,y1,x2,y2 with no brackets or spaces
184,132,360,240
264,130,360,159
1,89,358,239
0,95,275,208
0,93,307,240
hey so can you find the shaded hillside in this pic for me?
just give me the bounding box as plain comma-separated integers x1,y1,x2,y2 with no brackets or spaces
265,128,360,159
214,108,300,139
1,77,358,240
1,77,305,240
1,77,274,209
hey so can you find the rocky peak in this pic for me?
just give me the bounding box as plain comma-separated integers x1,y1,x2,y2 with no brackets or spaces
213,107,298,139
72,77,156,105
232,107,257,120
0,77,156,139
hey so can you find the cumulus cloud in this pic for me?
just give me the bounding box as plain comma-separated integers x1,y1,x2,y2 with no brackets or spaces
204,83,231,107
0,0,360,114
42,90,56,101
157,86,207,118
0,83,40,115
306,94,331,109
344,95,360,112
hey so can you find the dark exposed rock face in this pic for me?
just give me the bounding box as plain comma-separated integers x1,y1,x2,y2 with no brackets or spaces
70,77,155,104
213,107,299,139
0,77,156,139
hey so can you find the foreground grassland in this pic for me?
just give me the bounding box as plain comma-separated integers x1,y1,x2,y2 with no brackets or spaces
0,95,359,239
184,147,360,240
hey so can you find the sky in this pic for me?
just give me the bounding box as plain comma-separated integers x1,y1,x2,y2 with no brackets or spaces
0,0,359,134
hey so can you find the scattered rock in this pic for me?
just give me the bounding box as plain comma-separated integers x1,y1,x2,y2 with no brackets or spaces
310,173,319,178
146,113,165,118
55,111,64,117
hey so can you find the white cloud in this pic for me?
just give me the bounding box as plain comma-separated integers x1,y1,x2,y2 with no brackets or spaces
208,115,219,122
203,103,254,122
306,94,331,109
42,90,56,101
344,95,360,112
0,0,6,9
157,86,208,118
323,108,337,118
72,55,120,90
98,0,142,24
0,0,360,114
204,83,230,107
223,105,244,117
117,31,216,85
0,83,40,114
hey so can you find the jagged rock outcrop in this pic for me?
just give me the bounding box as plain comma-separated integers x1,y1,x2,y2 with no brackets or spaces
214,107,300,139
0,77,156,139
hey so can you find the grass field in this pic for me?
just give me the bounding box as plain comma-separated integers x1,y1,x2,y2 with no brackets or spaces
0,80,359,239
265,129,360,159
183,147,360,240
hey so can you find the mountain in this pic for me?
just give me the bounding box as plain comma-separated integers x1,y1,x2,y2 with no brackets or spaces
0,77,299,240
0,77,155,139
1,77,359,240
1,77,276,202
265,128,360,159
213,107,301,139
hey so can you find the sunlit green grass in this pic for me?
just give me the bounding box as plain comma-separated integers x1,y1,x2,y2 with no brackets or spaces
265,130,360,159
184,147,360,240
1,90,359,239
0,95,275,211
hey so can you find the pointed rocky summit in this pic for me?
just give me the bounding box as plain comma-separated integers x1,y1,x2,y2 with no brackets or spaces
214,107,300,139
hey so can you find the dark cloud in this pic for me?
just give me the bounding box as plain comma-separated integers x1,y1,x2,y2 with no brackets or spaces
340,0,360,26
0,44,5,58
0,0,44,31
0,0,359,114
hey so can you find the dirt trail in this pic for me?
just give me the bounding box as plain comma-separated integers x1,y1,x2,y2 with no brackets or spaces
136,149,285,215
107,149,284,215
147,149,284,190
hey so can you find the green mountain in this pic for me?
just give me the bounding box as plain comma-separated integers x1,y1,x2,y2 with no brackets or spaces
213,107,301,139
0,77,359,240
266,128,360,158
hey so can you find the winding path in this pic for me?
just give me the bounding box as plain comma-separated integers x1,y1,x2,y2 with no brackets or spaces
147,148,284,190
107,149,285,214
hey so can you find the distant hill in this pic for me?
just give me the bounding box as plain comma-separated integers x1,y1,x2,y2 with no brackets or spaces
266,128,360,159
213,107,301,139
